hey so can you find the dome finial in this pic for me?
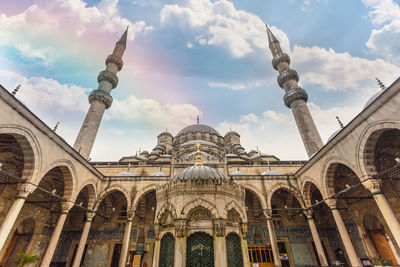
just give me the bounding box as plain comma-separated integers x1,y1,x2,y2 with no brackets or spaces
336,116,344,129
195,143,203,166
197,115,200,124
375,77,386,91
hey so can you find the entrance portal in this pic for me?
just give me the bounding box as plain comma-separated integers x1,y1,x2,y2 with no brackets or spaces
186,232,214,267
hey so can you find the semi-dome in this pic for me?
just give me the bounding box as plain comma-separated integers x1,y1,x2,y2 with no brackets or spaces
176,124,220,136
172,165,226,182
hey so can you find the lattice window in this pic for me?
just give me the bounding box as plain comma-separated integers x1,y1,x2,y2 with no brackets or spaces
159,232,175,267
226,233,243,267
0,171,9,195
186,232,214,267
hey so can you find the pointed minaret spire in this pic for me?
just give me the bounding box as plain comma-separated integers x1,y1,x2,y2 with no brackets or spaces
74,28,128,159
336,116,344,129
375,77,386,91
265,24,323,157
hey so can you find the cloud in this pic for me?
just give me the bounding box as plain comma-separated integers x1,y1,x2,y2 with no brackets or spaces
160,0,290,58
216,102,362,159
109,95,202,133
0,0,153,63
363,0,400,63
292,45,400,91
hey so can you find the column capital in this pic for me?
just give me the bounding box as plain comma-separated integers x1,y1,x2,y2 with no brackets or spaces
303,209,314,220
86,211,96,222
16,183,36,199
263,209,272,219
60,202,74,214
174,219,186,238
363,179,382,194
213,219,226,237
240,223,248,240
324,198,337,208
127,210,135,221
154,224,160,241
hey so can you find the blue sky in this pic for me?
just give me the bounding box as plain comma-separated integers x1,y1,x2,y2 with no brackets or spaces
0,0,399,160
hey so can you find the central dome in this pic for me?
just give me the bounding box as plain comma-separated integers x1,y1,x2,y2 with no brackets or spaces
172,165,226,182
176,124,220,136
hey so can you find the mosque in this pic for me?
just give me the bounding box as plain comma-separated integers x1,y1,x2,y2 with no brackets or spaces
0,24,399,267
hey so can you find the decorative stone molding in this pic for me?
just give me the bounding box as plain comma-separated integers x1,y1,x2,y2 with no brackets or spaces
363,180,382,194
283,86,308,108
174,219,186,238
97,70,119,89
240,223,248,239
277,69,299,88
60,202,74,214
106,54,123,71
88,89,113,109
16,183,36,199
272,53,290,70
213,219,226,237
154,224,160,240
86,212,96,222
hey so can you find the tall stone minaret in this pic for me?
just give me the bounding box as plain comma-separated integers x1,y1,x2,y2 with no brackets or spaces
266,25,323,157
74,28,128,159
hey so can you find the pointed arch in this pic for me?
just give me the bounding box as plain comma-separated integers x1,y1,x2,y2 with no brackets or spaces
131,184,158,211
267,182,305,210
156,202,177,224
356,121,400,178
242,183,267,210
181,198,219,219
223,201,246,222
72,183,97,210
301,178,324,207
94,185,131,211
0,125,42,182
322,157,362,199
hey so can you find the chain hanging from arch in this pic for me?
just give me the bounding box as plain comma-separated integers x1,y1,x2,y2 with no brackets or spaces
159,232,175,267
186,232,214,267
226,233,243,267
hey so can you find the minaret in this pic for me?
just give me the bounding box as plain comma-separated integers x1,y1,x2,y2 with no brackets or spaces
73,27,128,159
266,25,323,157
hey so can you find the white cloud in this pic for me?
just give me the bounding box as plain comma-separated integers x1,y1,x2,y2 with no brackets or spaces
216,102,362,159
109,95,202,133
363,0,400,63
292,45,400,91
160,0,290,58
0,0,153,63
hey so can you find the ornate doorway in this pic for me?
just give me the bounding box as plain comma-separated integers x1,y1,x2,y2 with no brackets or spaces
226,233,243,267
186,232,214,267
159,232,175,267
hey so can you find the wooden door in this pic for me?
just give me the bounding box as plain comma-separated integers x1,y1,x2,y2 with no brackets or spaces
370,230,398,265
248,245,275,267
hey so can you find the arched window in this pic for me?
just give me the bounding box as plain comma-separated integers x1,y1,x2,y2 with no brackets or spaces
159,232,175,267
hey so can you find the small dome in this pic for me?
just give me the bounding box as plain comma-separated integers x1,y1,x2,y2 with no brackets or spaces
262,170,282,176
116,171,135,176
230,170,247,175
224,131,240,137
327,129,340,142
150,171,167,177
250,153,270,160
158,131,173,137
364,90,385,109
173,165,226,182
176,124,220,136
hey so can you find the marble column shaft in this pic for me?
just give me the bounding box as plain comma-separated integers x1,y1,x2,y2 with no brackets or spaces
119,217,133,267
307,216,328,266
71,212,95,267
330,207,361,267
267,217,281,267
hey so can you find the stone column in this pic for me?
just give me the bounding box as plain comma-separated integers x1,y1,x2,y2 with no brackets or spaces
40,202,74,267
0,183,36,252
214,219,227,266
329,204,361,267
119,214,133,267
306,213,328,266
266,216,281,267
386,234,400,264
152,224,160,267
240,223,250,267
365,181,400,249
174,219,186,267
71,212,95,267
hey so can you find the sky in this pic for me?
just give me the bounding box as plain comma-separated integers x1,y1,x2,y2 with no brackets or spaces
0,0,399,161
